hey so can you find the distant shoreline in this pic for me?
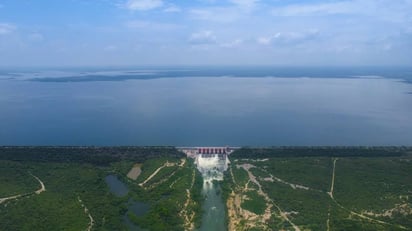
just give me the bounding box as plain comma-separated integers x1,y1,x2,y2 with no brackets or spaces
2,145,412,147
0,146,410,166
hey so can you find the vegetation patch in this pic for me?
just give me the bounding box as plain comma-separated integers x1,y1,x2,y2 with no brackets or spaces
0,148,198,231
224,152,412,231
241,190,266,215
0,161,39,197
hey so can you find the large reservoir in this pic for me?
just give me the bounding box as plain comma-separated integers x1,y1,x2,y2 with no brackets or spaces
1,67,412,146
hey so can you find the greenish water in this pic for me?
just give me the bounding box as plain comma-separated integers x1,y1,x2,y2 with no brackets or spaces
198,182,227,231
196,155,229,231
105,175,150,230
123,199,150,231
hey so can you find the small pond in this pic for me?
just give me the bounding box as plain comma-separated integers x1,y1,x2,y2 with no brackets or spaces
105,175,150,230
123,199,151,231
105,175,129,197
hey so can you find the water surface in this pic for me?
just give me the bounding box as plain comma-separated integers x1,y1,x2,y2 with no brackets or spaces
105,175,129,197
1,67,411,146
123,199,150,231
196,155,229,231
198,183,226,231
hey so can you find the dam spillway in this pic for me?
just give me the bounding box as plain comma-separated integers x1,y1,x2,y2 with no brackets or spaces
196,153,229,183
178,147,237,231
179,146,236,184
179,146,237,183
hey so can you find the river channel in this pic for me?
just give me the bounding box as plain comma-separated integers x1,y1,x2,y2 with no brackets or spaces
196,154,229,231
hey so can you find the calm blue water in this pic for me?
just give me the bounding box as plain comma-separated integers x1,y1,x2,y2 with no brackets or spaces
1,66,411,146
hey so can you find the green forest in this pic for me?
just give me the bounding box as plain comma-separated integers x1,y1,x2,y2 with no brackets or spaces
222,151,412,231
0,147,200,231
1,146,411,230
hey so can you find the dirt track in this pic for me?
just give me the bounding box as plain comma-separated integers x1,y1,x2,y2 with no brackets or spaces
0,173,46,204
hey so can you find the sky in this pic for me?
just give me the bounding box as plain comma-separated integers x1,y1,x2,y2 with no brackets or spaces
0,0,411,66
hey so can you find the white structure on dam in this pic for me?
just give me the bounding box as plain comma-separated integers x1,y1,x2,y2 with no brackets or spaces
178,146,239,182
178,146,238,158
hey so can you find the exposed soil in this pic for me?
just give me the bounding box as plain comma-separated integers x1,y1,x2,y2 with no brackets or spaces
139,161,176,187
362,204,412,218
180,169,196,230
227,163,301,231
126,163,142,180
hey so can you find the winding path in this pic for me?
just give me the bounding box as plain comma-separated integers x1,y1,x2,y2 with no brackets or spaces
327,158,406,230
180,169,196,230
231,158,407,231
0,173,46,204
30,173,46,195
261,167,322,193
326,158,337,231
0,194,22,204
328,158,337,199
139,161,175,187
78,197,94,231
240,164,301,231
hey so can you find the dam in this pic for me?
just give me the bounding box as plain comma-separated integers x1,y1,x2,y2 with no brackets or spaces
178,146,237,157
178,146,238,183
178,147,238,231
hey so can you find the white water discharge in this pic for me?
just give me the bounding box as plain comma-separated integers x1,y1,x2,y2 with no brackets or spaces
195,154,229,231
196,154,229,184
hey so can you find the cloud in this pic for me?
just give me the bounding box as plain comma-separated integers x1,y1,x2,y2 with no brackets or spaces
190,7,241,23
220,39,243,48
123,0,163,11
1,0,412,66
163,5,181,13
272,2,354,16
189,31,217,44
229,0,259,8
28,32,44,42
104,45,117,51
126,20,181,30
271,0,412,22
0,23,16,35
257,30,320,45
256,37,271,45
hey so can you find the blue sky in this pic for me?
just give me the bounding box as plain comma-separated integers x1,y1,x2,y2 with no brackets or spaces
0,0,411,66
